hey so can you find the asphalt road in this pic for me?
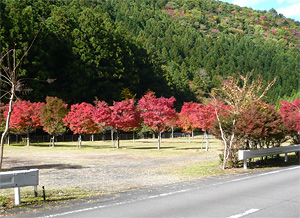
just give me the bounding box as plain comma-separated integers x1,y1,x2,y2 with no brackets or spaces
9,165,300,218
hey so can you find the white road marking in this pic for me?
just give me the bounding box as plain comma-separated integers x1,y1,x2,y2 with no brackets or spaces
227,208,259,218
38,189,192,218
37,166,300,218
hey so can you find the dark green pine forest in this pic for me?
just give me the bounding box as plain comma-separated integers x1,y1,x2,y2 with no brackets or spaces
1,0,299,106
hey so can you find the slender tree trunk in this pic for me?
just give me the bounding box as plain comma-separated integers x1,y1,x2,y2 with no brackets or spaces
26,133,30,146
171,126,174,139
201,133,204,150
157,130,161,150
133,131,135,143
0,86,14,170
50,135,55,147
111,128,114,143
205,130,210,151
116,130,120,149
78,134,82,148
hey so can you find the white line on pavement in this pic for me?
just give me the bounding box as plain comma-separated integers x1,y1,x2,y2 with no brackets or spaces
37,166,300,218
227,208,260,218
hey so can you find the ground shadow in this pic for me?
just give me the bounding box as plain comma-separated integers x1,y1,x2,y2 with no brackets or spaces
3,164,85,171
130,146,176,150
246,154,300,169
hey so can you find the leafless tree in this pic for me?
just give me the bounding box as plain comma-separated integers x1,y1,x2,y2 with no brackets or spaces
212,72,277,169
0,31,40,170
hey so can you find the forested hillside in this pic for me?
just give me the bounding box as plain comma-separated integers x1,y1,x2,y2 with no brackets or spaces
1,0,299,106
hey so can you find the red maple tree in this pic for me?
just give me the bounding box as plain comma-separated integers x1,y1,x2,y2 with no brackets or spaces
93,100,111,127
138,92,176,149
109,99,140,149
178,101,216,149
177,102,200,135
63,102,99,148
280,98,300,144
7,100,44,146
236,101,286,150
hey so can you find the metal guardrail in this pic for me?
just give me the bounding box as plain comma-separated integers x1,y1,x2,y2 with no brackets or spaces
238,144,300,169
0,169,39,205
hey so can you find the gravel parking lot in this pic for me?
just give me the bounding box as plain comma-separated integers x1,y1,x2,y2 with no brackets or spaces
1,139,221,194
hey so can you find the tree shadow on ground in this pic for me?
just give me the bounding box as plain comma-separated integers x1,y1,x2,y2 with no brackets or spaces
3,164,85,171
174,147,204,150
247,154,300,169
129,146,176,150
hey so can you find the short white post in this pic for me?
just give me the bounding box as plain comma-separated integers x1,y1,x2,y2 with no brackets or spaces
244,159,248,169
14,187,21,205
284,153,288,162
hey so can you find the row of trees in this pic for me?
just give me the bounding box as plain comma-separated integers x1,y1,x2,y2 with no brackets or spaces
1,92,299,166
0,93,177,150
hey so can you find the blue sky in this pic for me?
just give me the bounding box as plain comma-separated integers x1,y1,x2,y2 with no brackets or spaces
219,0,300,21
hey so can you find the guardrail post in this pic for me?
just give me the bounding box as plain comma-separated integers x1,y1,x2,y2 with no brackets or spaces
34,186,38,197
284,153,288,162
14,187,21,205
243,159,248,169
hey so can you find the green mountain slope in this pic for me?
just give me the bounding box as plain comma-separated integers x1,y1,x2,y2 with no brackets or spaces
1,0,299,105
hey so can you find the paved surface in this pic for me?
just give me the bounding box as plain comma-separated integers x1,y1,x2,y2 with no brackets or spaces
8,165,300,218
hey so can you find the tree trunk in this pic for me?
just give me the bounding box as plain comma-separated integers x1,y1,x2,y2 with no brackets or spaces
171,126,174,139
201,133,204,150
111,128,114,143
78,135,82,148
205,130,210,151
26,133,30,146
157,130,161,150
50,135,55,147
116,130,120,149
0,87,14,170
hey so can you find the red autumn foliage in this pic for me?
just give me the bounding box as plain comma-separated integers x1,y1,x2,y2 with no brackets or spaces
138,92,176,149
236,101,286,149
199,102,216,131
109,99,140,132
177,102,201,133
280,98,300,143
0,103,7,132
6,100,44,145
93,100,111,128
63,102,99,135
178,101,216,133
109,99,140,148
138,92,176,132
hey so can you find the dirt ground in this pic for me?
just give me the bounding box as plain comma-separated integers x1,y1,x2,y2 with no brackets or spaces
1,139,221,194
